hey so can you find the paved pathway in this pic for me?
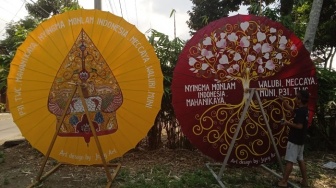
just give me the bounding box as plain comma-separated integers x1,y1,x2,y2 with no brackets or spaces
0,113,23,145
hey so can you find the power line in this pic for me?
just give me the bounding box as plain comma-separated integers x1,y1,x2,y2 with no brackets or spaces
106,0,114,14
111,0,118,16
0,0,26,38
28,0,50,18
134,0,138,26
0,6,17,18
0,17,8,23
118,0,123,18
122,0,128,21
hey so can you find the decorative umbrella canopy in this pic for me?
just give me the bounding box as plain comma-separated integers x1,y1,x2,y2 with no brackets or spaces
172,14,317,166
7,9,163,165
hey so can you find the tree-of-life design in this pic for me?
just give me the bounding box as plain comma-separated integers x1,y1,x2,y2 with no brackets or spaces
188,20,298,161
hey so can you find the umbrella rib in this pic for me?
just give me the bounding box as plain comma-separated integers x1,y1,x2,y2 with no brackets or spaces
22,110,56,146
98,13,124,54
11,99,48,121
116,110,149,145
118,104,155,131
8,9,163,165
7,77,53,85
11,50,59,74
40,23,69,59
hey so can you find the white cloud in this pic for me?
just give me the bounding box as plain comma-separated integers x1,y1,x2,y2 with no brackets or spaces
0,0,28,39
78,0,193,40
0,0,249,41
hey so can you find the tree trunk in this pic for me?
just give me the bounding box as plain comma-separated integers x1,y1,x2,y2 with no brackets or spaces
329,47,335,71
303,0,324,53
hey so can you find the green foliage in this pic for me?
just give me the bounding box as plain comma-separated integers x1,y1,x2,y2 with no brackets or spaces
307,67,336,151
116,166,219,188
0,54,11,90
187,0,291,35
187,0,241,34
293,0,336,70
0,0,81,92
311,0,336,61
0,17,39,93
146,29,193,150
0,103,6,112
3,177,9,186
1,17,39,52
0,150,4,163
248,2,280,23
179,169,219,187
25,0,81,19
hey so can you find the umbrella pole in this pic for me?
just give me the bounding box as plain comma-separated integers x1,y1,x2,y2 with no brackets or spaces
32,85,78,185
77,84,113,182
254,89,284,174
207,88,286,187
29,84,119,187
214,88,255,188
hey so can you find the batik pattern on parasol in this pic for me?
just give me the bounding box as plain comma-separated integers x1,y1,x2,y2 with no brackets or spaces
7,9,163,165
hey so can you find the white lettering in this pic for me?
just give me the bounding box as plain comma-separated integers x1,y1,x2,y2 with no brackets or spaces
129,36,150,63
185,84,210,92
16,43,38,83
285,77,316,86
38,21,65,41
96,18,128,37
146,92,155,108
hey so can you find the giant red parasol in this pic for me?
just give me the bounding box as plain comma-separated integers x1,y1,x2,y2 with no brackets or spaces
172,14,317,166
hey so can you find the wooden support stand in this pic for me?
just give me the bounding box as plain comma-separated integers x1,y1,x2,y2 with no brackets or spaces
28,83,120,188
206,88,299,188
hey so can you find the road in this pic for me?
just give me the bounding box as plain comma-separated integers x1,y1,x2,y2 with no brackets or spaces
0,113,23,145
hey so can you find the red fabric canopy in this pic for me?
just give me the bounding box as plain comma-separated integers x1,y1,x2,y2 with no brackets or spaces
172,14,318,166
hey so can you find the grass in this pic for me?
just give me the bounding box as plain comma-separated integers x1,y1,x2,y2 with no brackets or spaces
71,151,336,187
209,165,277,188
0,150,4,164
111,164,281,188
114,165,221,188
3,176,9,186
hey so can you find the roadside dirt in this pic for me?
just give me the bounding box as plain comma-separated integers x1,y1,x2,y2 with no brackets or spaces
0,140,335,188
0,140,214,188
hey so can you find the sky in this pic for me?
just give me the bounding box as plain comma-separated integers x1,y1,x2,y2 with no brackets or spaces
0,0,334,68
0,0,247,40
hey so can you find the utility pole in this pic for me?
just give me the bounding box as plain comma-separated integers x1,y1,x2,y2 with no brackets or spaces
170,9,176,39
94,0,102,10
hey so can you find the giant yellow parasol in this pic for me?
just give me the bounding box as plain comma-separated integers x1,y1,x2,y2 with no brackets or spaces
7,9,163,165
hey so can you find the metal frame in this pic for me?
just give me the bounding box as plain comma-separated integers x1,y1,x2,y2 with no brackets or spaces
28,83,120,188
206,88,299,188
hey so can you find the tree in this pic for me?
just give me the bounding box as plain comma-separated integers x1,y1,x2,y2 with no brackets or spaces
0,0,81,106
0,18,39,89
308,0,336,70
1,18,39,52
187,0,239,34
25,0,81,20
309,68,336,150
303,0,323,53
0,53,11,95
187,0,296,34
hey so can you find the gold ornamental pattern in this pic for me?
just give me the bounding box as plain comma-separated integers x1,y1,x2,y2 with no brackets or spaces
48,29,123,143
188,20,298,161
